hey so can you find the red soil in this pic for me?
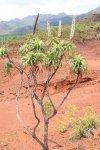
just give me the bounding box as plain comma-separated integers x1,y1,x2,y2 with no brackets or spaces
0,40,100,150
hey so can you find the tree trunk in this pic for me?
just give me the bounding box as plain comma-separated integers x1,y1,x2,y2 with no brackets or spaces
44,120,49,150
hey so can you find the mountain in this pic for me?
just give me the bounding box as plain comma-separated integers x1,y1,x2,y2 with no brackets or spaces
77,6,100,20
0,7,99,35
89,7,100,14
0,13,71,35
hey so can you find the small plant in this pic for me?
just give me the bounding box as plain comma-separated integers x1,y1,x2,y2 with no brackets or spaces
0,47,8,57
71,109,100,140
43,101,53,116
83,108,100,129
65,104,78,121
71,119,86,140
5,61,13,74
64,104,79,130
69,55,88,77
58,121,67,133
67,104,78,115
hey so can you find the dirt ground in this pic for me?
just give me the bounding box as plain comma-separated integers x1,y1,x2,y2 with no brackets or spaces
0,39,100,150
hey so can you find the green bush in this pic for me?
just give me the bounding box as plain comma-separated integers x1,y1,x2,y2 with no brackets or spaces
69,55,88,76
71,109,100,140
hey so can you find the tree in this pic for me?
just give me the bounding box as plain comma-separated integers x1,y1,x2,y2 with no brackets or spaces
0,38,87,150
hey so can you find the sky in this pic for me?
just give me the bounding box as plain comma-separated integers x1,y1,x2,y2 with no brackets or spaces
0,0,99,21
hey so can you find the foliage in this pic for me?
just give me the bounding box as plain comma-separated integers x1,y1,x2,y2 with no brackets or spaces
46,50,60,69
5,61,13,74
66,104,78,118
21,52,46,66
58,121,67,133
69,55,88,75
43,101,53,116
0,35,25,46
19,38,77,70
64,104,79,129
19,38,44,55
0,47,8,57
59,105,100,141
70,108,100,140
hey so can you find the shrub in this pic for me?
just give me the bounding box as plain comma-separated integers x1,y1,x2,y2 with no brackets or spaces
71,109,100,140
69,55,88,76
58,121,67,133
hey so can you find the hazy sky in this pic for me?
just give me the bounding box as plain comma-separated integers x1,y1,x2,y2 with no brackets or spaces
0,0,99,21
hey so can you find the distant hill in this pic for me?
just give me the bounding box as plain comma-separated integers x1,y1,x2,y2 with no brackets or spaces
89,6,100,14
77,6,100,20
0,7,99,35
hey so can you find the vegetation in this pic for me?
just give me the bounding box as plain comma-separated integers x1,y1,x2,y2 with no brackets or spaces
0,35,25,46
43,101,53,116
71,107,100,140
69,55,88,77
0,37,87,150
0,20,100,47
59,105,100,141
58,121,67,133
33,20,99,43
0,7,100,150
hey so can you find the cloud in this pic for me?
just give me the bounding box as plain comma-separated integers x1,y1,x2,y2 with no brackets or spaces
0,0,45,5
0,0,99,21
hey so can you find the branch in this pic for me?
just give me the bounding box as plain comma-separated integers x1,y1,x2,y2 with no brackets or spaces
6,53,28,76
31,71,41,102
46,90,57,120
47,90,56,112
41,71,50,101
30,71,41,131
41,55,63,101
16,72,32,134
47,74,79,121
56,74,79,111
30,71,45,149
31,93,44,148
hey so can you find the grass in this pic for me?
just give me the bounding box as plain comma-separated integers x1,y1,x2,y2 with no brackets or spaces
58,105,100,140
0,34,25,46
58,120,67,133
70,107,100,140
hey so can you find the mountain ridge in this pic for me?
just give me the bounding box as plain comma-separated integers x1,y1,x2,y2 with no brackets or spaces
0,7,99,35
